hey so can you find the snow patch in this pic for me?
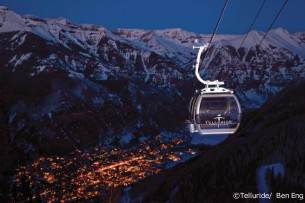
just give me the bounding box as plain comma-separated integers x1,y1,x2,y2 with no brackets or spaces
139,136,148,142
256,163,284,203
142,57,150,83
92,97,104,106
120,132,134,145
9,112,16,124
79,51,91,57
190,133,228,145
119,186,131,203
68,70,84,79
34,65,47,74
9,53,32,71
90,64,109,80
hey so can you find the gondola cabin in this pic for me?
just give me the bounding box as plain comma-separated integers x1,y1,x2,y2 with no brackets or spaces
189,92,241,135
189,43,242,135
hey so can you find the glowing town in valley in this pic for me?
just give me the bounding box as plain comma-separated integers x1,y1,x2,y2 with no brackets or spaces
10,135,197,202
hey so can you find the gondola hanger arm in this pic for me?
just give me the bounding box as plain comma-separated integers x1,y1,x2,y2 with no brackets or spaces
192,42,232,94
193,42,209,85
193,43,225,87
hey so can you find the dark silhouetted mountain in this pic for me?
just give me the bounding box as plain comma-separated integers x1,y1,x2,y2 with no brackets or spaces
128,81,305,202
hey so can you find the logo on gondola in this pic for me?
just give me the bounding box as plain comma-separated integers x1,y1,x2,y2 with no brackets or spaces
204,114,233,128
214,114,225,128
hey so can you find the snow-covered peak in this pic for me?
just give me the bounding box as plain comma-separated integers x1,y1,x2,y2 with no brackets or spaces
294,31,305,43
202,28,305,58
0,7,126,54
81,24,106,31
270,27,290,35
3,6,303,59
243,30,265,43
116,28,201,45
114,28,196,63
116,28,198,46
49,17,69,25
0,6,27,32
0,6,11,12
265,28,305,57
155,28,197,39
154,28,201,45
209,30,263,49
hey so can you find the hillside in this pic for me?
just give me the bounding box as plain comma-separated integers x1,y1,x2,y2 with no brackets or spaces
128,81,305,202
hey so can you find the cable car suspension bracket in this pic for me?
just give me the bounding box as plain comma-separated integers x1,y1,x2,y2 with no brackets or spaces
193,43,233,94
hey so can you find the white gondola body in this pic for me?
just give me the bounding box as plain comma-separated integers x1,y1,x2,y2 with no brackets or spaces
189,92,241,135
189,43,242,135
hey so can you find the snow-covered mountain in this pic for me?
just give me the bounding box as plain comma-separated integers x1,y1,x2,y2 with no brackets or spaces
0,5,305,157
1,6,304,103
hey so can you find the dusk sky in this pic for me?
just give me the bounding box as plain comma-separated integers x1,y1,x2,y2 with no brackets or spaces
1,0,305,34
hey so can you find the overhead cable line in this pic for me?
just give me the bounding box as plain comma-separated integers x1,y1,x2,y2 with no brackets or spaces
236,0,289,81
257,0,288,47
198,0,230,72
239,0,266,48
235,0,290,137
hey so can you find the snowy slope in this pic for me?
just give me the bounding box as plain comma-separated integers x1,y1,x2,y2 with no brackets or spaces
256,163,284,203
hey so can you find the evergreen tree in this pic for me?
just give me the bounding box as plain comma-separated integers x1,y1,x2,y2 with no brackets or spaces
35,188,42,203
12,182,18,201
21,174,32,201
